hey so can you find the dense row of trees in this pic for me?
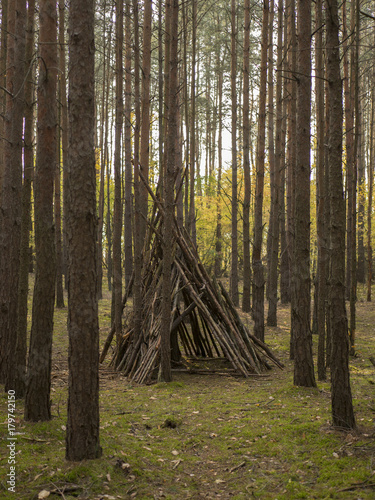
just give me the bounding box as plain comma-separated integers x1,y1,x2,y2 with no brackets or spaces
1,0,373,458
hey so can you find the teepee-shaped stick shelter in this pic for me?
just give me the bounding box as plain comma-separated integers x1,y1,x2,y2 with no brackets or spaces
100,182,283,384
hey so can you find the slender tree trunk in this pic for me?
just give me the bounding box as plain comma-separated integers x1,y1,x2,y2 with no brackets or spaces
343,0,354,301
267,0,280,327
65,0,102,459
182,2,190,228
215,64,223,278
97,0,109,299
15,0,35,398
349,0,360,356
326,0,356,430
292,0,316,388
315,0,327,381
162,0,171,193
252,0,269,342
324,78,332,369
0,0,8,201
60,0,69,291
160,0,179,383
279,4,289,305
25,0,57,420
242,0,251,312
0,0,26,389
55,23,65,309
230,0,239,306
55,0,66,306
139,0,152,243
55,136,64,307
189,0,197,246
113,0,124,344
286,0,297,357
158,0,164,188
133,0,143,352
124,0,133,288
357,103,365,283
368,76,374,302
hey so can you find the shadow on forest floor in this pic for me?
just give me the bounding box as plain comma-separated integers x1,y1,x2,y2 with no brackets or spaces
1,280,374,499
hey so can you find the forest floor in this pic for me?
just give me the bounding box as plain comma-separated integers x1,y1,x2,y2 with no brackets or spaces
1,281,375,499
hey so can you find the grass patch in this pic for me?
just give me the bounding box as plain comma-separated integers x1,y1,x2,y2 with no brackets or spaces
0,283,374,498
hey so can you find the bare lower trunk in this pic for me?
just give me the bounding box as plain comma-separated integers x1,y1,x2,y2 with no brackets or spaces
15,0,35,398
242,0,251,312
252,0,268,342
315,0,327,381
326,0,355,430
160,0,179,383
25,0,57,420
65,0,102,459
292,0,316,388
0,0,26,389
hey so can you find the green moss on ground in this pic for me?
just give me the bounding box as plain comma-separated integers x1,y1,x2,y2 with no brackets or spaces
0,286,374,499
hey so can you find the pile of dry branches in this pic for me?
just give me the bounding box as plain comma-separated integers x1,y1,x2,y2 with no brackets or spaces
100,188,283,384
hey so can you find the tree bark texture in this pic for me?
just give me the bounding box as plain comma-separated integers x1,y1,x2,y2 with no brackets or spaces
279,3,289,305
267,0,280,327
326,0,356,430
230,0,239,306
113,0,124,344
124,0,133,288
25,0,57,420
0,0,26,387
0,0,8,201
292,0,316,388
286,0,297,345
59,0,69,292
242,0,251,313
315,0,327,381
65,0,102,459
367,75,374,302
139,0,152,245
252,0,268,342
15,0,35,398
215,66,223,278
160,0,179,383
189,0,197,246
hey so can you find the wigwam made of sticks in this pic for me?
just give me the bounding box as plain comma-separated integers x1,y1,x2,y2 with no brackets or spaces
100,184,283,384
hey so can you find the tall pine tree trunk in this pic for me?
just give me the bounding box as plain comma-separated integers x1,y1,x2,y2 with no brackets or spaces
160,0,179,383
189,0,197,246
65,0,102,459
124,0,133,288
139,0,152,244
230,0,239,306
252,0,269,342
286,0,297,357
113,0,124,344
242,0,251,312
0,0,8,201
315,0,327,381
133,0,143,353
0,0,26,387
97,0,109,299
279,3,289,305
292,0,316,388
326,0,356,430
267,0,280,327
368,74,374,302
25,0,58,420
15,0,35,398
215,64,224,278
